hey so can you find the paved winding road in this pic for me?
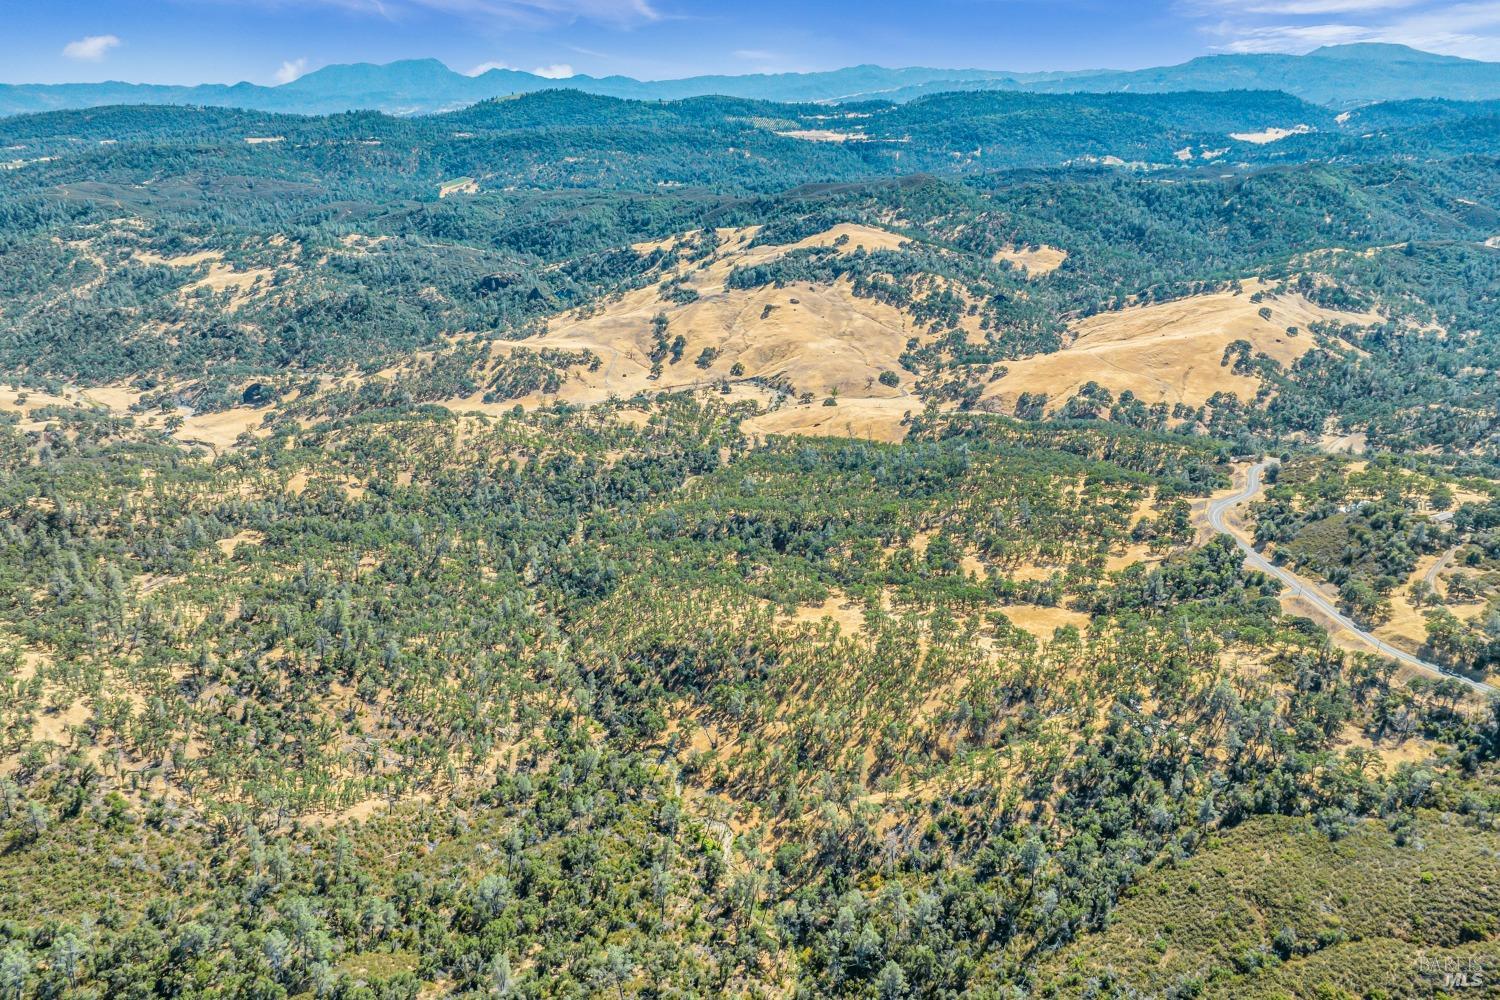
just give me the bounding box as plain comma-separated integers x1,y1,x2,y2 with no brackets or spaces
1207,461,1496,697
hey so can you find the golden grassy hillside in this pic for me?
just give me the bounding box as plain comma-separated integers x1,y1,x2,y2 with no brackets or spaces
417,224,926,437
5,228,1388,451
982,280,1379,415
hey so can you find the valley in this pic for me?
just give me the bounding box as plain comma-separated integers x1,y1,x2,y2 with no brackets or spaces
0,43,1498,1000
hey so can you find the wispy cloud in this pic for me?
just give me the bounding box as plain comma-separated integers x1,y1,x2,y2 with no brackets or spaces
466,60,515,75
1185,0,1500,59
1212,22,1374,52
62,34,122,61
1235,0,1422,13
231,0,657,26
274,57,309,83
467,59,575,77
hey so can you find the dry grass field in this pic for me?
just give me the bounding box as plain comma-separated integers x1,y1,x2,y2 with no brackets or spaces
982,280,1379,415
992,244,1068,276
430,224,924,437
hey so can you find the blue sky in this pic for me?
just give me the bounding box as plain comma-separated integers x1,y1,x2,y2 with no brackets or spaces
9,0,1500,86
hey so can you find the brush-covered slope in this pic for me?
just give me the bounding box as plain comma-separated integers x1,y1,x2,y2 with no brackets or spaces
1039,811,1500,998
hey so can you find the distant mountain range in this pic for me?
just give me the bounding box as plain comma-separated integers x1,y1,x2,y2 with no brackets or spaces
4,43,1500,118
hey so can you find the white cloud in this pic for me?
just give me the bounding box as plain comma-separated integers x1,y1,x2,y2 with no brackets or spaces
1377,0,1500,57
1237,0,1421,12
467,59,575,77
271,0,657,26
274,57,309,83
1215,23,1376,52
1186,0,1500,59
62,34,122,62
452,0,655,22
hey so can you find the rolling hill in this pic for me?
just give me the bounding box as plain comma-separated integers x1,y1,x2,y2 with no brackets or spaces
1,56,1499,1000
5,44,1500,118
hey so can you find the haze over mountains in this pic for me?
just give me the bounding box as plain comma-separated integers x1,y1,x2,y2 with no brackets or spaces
6,43,1500,118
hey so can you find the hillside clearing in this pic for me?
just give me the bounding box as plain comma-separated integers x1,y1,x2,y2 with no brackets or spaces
982,280,1379,415
431,224,922,431
993,244,1067,276
1230,124,1314,143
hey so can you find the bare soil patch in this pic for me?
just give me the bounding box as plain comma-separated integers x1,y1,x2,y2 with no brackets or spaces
774,129,866,143
1229,125,1313,144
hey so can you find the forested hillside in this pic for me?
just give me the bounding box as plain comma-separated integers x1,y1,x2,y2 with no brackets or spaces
0,81,1498,999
